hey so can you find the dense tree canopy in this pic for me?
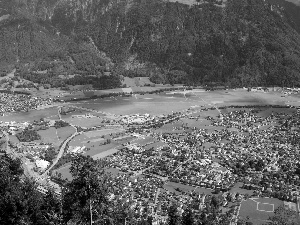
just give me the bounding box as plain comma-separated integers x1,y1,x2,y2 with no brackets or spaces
2,0,300,87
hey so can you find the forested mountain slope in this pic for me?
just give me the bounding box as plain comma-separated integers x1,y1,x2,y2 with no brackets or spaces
1,0,300,87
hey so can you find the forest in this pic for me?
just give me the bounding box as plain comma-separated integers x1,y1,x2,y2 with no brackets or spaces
1,0,300,87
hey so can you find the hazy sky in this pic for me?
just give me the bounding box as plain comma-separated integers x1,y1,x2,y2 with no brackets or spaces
286,0,300,6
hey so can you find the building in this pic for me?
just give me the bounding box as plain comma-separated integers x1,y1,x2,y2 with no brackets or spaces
36,159,50,171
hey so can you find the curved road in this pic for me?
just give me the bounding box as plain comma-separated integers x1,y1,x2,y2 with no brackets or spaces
42,126,78,176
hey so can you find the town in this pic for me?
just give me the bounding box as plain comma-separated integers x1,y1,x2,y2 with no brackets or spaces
1,88,300,224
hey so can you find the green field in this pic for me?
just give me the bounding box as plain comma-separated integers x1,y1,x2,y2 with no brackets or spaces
64,116,104,128
37,127,60,147
132,136,156,146
84,143,118,157
164,181,214,195
56,126,76,142
69,129,123,157
239,198,283,225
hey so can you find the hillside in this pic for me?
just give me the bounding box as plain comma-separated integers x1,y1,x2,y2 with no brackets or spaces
1,0,300,88
267,0,300,33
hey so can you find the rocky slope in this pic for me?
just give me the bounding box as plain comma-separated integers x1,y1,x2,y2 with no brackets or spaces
1,0,300,87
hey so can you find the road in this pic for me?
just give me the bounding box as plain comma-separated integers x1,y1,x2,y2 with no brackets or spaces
42,127,78,176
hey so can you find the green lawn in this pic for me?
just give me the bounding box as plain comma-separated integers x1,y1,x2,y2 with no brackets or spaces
56,126,76,142
37,127,60,147
239,198,283,225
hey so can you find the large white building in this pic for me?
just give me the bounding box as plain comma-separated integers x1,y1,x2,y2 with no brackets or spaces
35,159,50,171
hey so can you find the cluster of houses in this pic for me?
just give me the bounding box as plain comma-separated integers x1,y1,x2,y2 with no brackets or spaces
102,105,300,222
0,92,52,115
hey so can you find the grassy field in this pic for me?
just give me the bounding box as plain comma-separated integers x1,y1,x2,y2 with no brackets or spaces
85,129,125,138
131,136,157,146
9,135,20,145
113,135,136,145
56,126,76,142
239,198,283,225
64,117,104,128
84,143,118,157
229,182,255,195
53,163,72,180
69,129,123,156
53,145,120,180
90,148,119,160
37,127,60,147
164,181,214,195
181,118,212,129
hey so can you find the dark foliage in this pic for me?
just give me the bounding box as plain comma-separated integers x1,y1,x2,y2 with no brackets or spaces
0,154,61,225
54,120,69,129
2,0,300,87
16,129,41,142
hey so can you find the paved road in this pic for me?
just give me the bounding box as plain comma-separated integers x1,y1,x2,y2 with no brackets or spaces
42,127,78,176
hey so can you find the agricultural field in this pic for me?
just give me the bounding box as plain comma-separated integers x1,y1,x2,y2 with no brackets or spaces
164,182,214,195
19,88,70,99
69,129,124,156
9,135,20,145
84,143,119,157
64,116,104,128
131,136,157,146
56,126,76,142
53,163,72,180
112,135,135,145
90,148,119,160
37,127,60,147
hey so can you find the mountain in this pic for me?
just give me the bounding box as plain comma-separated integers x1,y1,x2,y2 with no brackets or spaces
267,0,300,33
1,0,300,88
286,0,300,6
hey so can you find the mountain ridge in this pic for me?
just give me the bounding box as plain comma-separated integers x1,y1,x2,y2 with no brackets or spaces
1,0,300,88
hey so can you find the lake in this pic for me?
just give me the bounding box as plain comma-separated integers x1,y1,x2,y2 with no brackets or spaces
1,89,297,122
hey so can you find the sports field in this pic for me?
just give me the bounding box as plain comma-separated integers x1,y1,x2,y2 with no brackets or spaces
238,198,283,224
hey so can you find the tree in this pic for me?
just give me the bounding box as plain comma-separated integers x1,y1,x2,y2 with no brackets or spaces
266,205,300,225
0,154,49,225
62,155,122,225
40,189,62,224
182,206,195,225
16,129,41,142
167,204,181,225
